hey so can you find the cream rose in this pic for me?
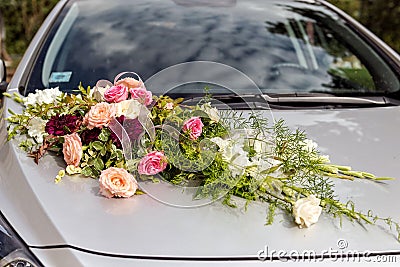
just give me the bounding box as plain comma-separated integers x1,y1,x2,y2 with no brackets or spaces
116,77,142,89
99,167,138,198
293,195,322,228
84,102,116,129
115,99,142,119
62,133,83,167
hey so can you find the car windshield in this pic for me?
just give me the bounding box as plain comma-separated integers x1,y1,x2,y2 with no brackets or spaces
26,0,400,96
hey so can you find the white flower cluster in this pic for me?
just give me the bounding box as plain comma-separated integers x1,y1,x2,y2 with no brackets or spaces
27,117,48,143
23,87,62,106
211,130,280,178
301,139,330,163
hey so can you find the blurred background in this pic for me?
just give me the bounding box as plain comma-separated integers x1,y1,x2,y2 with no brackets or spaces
0,0,399,82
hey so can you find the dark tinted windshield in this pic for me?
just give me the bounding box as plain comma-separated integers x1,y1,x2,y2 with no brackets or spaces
26,0,399,95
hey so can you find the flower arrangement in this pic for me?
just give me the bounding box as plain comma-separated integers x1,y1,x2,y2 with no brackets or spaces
4,72,400,238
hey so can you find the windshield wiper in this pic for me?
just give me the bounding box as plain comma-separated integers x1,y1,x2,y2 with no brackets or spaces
263,94,392,105
167,92,400,109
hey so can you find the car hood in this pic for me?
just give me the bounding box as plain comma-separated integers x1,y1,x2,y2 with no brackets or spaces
1,101,400,259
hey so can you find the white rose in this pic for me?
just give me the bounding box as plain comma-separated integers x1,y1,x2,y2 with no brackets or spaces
27,117,48,143
293,195,322,228
115,99,142,119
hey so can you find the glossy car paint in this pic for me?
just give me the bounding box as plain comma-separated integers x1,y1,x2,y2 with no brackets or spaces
1,0,400,266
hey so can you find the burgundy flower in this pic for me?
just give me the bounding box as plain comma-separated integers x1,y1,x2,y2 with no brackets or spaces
109,116,143,148
81,128,101,145
45,114,79,136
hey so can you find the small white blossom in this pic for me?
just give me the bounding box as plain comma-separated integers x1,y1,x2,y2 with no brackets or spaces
302,139,318,152
319,155,330,163
27,117,48,143
23,87,62,106
66,165,82,175
211,136,250,177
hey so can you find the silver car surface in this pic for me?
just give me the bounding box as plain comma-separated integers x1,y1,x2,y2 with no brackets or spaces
1,0,400,266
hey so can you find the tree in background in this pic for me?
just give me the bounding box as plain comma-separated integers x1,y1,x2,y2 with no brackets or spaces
0,0,59,56
328,0,400,53
0,0,398,59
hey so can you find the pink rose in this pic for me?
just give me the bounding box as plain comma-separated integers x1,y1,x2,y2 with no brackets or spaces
99,167,138,198
63,132,82,167
104,85,128,103
116,77,142,89
138,151,167,175
84,102,116,129
182,117,203,140
130,87,153,106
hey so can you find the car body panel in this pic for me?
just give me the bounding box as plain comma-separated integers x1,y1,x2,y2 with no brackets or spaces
1,95,400,258
2,0,400,265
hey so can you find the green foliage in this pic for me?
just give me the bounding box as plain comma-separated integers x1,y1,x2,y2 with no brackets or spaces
0,0,59,55
328,0,400,53
80,129,125,178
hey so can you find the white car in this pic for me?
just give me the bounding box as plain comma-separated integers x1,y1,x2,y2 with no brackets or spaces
1,0,400,266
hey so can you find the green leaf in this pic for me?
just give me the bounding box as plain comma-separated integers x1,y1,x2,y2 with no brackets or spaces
100,147,107,156
98,128,110,142
135,189,146,195
260,165,281,175
88,149,96,157
93,158,104,171
81,166,95,177
92,141,104,151
116,150,123,160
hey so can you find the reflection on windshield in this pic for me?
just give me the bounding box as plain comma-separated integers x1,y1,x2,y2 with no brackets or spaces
27,0,399,95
